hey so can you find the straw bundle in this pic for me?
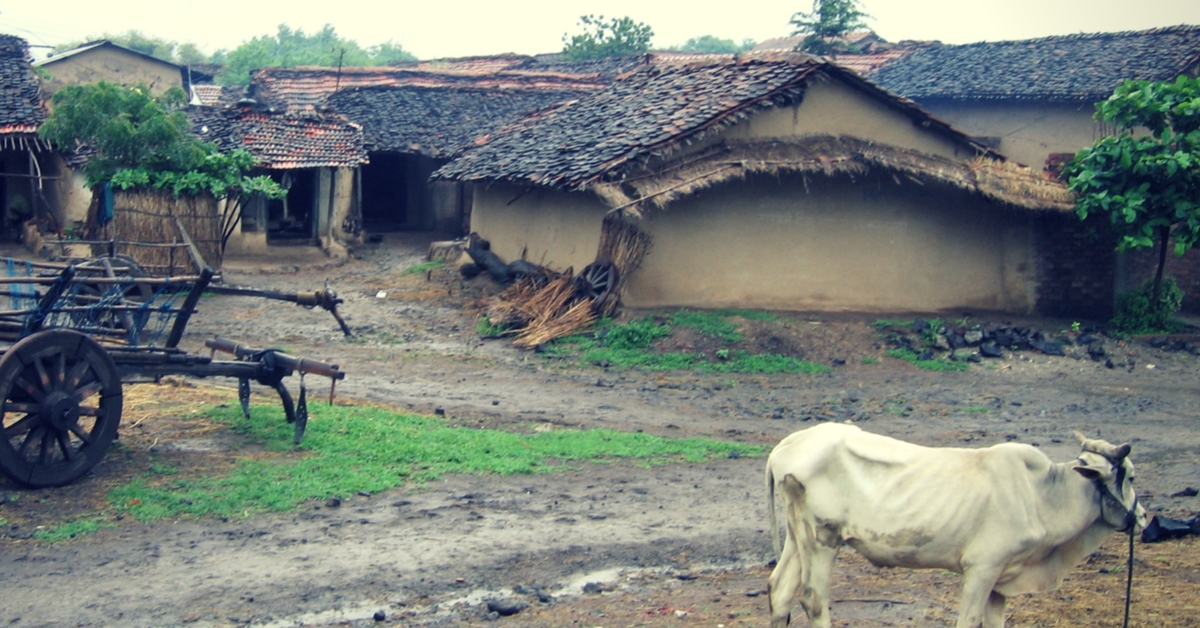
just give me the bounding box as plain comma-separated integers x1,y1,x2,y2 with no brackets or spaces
97,189,224,273
483,269,600,348
595,215,653,316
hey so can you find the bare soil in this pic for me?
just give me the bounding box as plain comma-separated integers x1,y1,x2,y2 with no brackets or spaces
1,234,1199,628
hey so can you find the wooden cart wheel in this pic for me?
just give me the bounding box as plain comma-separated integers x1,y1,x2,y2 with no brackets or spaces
0,330,123,487
574,260,619,311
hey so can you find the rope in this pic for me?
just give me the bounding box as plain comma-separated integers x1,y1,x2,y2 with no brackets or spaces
1123,523,1134,628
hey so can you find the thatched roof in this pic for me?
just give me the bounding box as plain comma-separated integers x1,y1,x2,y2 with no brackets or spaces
592,135,1074,215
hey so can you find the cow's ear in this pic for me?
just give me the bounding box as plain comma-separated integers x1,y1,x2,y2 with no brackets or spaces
1073,465,1102,480
1113,444,1131,461
1073,431,1088,446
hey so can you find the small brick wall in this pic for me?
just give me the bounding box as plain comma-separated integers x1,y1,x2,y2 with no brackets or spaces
1034,213,1117,319
1119,242,1200,314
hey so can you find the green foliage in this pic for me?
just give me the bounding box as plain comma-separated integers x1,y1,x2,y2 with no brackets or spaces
885,348,969,372
38,82,284,200
1065,76,1200,300
476,315,510,337
1110,276,1185,334
601,317,673,350
860,356,879,364
871,318,913,329
561,15,654,60
218,24,416,87
106,403,762,524
790,0,871,55
670,35,757,53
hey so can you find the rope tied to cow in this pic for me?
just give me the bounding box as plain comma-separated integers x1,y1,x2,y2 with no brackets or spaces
1123,522,1134,628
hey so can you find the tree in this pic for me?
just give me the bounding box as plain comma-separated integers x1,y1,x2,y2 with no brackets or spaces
670,35,757,54
38,81,283,200
1064,76,1200,305
217,24,416,87
789,0,870,56
561,15,654,61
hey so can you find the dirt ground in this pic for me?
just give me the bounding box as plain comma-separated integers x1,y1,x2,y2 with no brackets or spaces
1,234,1199,628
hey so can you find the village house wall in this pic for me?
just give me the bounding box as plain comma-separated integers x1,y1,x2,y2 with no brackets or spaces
918,100,1106,169
470,184,607,273
36,46,183,98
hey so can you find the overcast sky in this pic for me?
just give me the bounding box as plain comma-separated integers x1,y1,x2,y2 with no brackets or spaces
3,0,1199,61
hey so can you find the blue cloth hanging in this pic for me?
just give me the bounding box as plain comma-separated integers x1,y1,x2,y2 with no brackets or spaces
99,182,114,227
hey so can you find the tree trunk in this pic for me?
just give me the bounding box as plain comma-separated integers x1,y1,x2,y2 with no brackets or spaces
1152,225,1170,303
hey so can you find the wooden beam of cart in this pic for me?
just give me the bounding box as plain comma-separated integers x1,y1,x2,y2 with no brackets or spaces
0,275,204,285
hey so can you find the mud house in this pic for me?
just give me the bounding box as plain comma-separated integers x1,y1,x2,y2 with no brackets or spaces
866,25,1200,312
246,59,609,242
0,35,52,243
434,53,1094,316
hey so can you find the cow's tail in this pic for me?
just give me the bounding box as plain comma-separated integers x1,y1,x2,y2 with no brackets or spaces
767,460,782,558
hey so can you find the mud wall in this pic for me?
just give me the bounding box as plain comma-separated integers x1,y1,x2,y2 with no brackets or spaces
915,99,1104,169
469,184,607,273
37,46,183,98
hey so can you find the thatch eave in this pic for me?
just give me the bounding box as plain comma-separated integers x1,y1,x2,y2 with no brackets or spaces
599,135,1074,217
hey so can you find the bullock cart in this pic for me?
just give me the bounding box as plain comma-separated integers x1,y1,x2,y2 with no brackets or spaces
0,256,346,488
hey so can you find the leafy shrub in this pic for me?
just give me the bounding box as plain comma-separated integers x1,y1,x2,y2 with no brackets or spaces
1110,277,1185,335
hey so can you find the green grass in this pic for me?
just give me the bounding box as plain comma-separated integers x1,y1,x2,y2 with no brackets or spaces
105,403,763,524
542,312,829,375
961,406,991,414
885,348,969,372
861,356,879,364
33,517,114,542
401,260,445,276
872,319,913,329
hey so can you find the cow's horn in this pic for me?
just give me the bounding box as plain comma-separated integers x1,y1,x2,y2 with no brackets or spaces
1073,431,1087,446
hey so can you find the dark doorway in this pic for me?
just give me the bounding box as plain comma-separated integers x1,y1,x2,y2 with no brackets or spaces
267,169,317,244
361,153,408,231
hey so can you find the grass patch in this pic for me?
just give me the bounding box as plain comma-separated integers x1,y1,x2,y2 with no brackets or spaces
885,348,969,372
106,403,763,524
543,313,828,375
401,260,445,276
32,517,114,542
872,318,913,329
861,356,879,364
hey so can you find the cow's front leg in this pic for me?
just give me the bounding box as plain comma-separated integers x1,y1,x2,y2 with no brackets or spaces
798,542,838,628
768,531,802,628
956,566,1002,628
983,590,1007,628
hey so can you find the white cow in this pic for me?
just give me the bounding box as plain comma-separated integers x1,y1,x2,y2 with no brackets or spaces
766,423,1144,628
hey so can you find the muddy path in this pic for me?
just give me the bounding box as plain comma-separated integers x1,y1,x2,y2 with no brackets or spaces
2,237,1199,627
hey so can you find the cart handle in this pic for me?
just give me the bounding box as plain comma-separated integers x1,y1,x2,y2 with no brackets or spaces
205,338,346,380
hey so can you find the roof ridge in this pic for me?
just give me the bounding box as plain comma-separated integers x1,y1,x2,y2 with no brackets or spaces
930,23,1200,49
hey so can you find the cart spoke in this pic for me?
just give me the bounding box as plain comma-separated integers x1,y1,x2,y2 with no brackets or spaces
54,351,67,390
18,423,45,456
68,419,94,445
33,355,53,392
71,381,104,403
40,428,55,465
56,429,76,461
65,358,91,390
2,402,39,414
77,406,106,418
15,376,45,402
3,413,38,437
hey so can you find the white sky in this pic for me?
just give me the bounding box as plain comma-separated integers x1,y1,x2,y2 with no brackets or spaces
2,0,1199,61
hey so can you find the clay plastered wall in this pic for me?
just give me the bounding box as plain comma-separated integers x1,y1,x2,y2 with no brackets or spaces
624,173,1038,313
917,100,1101,168
701,78,970,161
39,48,182,97
470,184,608,272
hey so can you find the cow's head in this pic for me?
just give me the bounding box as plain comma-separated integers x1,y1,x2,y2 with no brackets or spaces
1073,431,1146,531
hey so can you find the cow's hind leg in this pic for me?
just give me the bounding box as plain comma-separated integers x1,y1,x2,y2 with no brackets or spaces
956,565,1003,628
797,533,839,628
983,591,1007,628
768,529,802,628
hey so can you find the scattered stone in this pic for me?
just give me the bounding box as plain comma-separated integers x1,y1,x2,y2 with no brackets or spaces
676,573,697,580
486,599,528,616
979,342,1003,358
1087,342,1107,360
358,491,371,497
831,358,846,366
373,610,386,621
911,318,929,333
1031,340,1065,356
435,407,445,416
1105,358,1115,369
967,353,982,363
1171,487,1199,498
325,498,342,508
917,349,934,361
582,582,607,594
964,330,984,345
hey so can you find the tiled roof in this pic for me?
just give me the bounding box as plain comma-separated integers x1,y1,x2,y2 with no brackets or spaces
871,25,1200,101
191,106,366,169
250,65,608,113
433,55,993,191
190,84,235,107
0,35,45,135
433,57,820,189
326,85,592,158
